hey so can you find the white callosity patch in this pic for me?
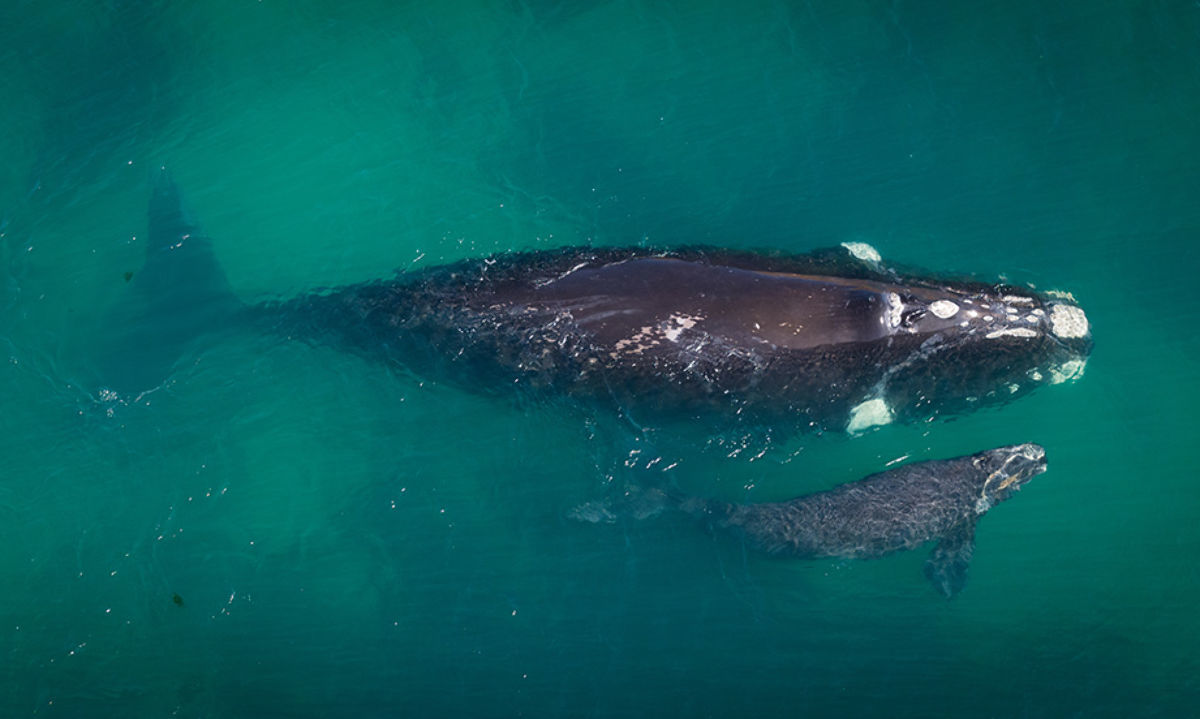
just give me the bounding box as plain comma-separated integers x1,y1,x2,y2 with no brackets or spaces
1049,304,1089,339
841,241,882,264
929,300,959,319
846,397,894,433
985,327,1038,340
885,292,903,330
1049,358,1087,385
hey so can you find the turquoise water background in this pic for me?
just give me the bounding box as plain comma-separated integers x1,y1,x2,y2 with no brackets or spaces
2,1,1198,716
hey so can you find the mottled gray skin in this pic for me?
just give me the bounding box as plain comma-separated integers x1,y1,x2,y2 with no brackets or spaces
689,444,1047,597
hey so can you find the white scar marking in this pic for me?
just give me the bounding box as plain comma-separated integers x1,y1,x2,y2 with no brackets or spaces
930,300,959,319
847,398,894,433
663,313,701,342
1049,304,1089,339
985,327,1038,339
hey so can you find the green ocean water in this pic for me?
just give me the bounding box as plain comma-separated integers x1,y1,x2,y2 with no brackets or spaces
1,1,1198,716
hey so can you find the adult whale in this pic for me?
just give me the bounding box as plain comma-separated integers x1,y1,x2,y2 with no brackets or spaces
99,172,1092,436
572,443,1048,597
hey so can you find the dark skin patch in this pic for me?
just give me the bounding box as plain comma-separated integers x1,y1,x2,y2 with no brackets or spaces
499,258,896,351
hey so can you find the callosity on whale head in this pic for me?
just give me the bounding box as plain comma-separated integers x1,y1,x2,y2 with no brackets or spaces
846,274,1093,431
883,281,1092,362
969,443,1048,513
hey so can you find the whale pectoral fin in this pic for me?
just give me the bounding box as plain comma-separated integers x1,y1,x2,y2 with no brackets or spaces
923,519,977,599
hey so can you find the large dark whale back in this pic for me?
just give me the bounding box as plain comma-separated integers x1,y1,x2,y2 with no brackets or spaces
256,245,1092,435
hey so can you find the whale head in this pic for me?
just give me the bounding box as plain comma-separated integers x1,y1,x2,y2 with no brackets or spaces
863,279,1093,425
972,443,1048,513
884,283,1092,355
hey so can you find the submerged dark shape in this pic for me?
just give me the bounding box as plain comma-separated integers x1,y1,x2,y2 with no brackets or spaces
95,171,240,391
99,172,1092,437
576,444,1048,597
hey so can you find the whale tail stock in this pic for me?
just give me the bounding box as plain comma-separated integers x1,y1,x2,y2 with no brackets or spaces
93,168,243,395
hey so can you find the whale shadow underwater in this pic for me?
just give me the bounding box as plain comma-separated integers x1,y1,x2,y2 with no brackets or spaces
95,171,1090,596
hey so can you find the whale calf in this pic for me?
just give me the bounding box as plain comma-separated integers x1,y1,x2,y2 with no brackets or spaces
574,444,1048,597
100,172,1092,438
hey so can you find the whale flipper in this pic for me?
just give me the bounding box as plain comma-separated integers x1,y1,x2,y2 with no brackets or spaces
923,519,977,598
94,169,242,394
